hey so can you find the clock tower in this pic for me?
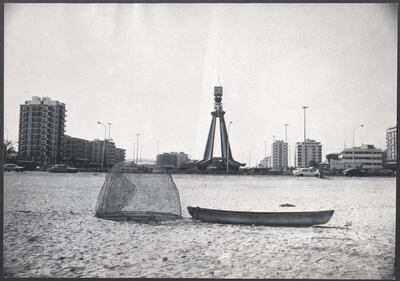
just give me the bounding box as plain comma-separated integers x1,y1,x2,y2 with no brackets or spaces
195,86,245,172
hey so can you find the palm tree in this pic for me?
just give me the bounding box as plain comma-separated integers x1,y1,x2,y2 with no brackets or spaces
307,160,319,168
4,141,16,154
3,140,17,163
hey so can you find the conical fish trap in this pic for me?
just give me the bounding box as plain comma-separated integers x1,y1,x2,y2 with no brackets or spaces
95,160,182,221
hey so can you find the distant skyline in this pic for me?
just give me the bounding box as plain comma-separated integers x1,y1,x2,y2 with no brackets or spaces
4,3,397,166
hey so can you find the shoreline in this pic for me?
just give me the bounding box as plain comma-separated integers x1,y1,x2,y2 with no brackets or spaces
6,170,396,178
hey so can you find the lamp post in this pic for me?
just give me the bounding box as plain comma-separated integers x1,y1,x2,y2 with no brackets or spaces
352,124,364,168
302,106,308,168
249,149,252,168
272,136,276,168
107,122,112,140
284,124,289,170
226,121,232,173
136,134,140,164
264,141,267,167
97,122,107,170
284,124,288,143
133,142,135,162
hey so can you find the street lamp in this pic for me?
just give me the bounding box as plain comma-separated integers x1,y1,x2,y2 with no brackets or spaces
284,124,288,143
249,149,252,168
97,122,107,170
136,134,140,164
133,142,135,162
226,121,232,174
284,124,289,170
264,141,267,167
107,122,112,140
302,106,308,168
352,124,364,168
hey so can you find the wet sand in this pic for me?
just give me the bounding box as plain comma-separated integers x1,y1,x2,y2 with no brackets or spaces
3,172,396,278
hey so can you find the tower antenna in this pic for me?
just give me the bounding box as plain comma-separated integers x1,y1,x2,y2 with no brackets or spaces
217,76,222,86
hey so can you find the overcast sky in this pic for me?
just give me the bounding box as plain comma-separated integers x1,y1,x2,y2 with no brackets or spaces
4,3,397,166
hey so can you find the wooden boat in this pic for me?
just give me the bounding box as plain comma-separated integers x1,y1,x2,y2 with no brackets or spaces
187,206,334,227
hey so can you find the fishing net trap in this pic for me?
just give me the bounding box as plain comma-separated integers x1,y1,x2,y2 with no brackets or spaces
95,160,182,221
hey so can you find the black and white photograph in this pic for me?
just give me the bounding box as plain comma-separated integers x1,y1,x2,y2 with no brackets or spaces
3,3,397,279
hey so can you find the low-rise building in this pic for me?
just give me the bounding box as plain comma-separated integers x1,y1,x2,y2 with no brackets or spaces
329,144,383,170
329,159,345,170
90,139,118,168
115,148,126,164
258,157,268,168
62,137,125,168
90,139,105,164
63,135,90,166
258,156,272,168
156,153,177,169
174,152,190,168
156,152,190,169
341,144,382,170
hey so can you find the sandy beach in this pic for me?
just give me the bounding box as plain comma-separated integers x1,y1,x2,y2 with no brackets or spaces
3,172,396,278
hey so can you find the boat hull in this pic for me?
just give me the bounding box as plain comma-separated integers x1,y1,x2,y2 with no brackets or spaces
187,206,334,227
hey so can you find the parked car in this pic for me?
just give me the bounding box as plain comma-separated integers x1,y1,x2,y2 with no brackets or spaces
4,163,25,172
343,168,367,177
293,167,320,177
377,169,395,176
47,164,78,173
36,165,50,171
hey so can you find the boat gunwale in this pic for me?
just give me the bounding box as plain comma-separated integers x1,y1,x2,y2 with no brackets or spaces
187,206,334,216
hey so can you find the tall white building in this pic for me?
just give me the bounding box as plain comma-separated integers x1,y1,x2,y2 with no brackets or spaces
330,144,382,170
386,126,397,167
18,96,66,164
296,139,322,168
272,140,288,169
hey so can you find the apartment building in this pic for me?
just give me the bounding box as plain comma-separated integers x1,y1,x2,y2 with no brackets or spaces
156,152,190,169
18,97,66,164
296,139,322,168
330,144,382,170
90,139,119,168
386,125,397,168
272,140,288,170
63,135,91,166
